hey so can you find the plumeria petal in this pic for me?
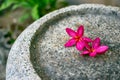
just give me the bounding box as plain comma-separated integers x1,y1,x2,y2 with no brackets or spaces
92,37,100,49
89,51,97,57
64,38,76,47
84,43,91,50
77,25,84,37
66,28,77,37
96,46,108,53
83,37,92,42
82,51,90,54
76,41,85,50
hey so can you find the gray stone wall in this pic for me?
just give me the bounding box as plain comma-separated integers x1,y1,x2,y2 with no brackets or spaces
66,0,120,6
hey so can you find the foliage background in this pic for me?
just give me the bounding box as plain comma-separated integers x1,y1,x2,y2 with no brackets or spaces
0,0,68,20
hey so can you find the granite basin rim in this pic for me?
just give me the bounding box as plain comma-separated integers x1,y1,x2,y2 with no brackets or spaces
6,4,120,80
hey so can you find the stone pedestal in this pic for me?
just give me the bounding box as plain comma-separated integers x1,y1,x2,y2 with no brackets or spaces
6,4,120,80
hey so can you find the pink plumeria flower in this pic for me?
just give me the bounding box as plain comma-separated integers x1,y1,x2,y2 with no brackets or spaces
81,37,109,57
64,25,92,50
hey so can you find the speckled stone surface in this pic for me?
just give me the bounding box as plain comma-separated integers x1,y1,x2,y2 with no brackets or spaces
7,4,120,80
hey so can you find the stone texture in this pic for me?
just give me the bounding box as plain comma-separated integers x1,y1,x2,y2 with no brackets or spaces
6,4,120,80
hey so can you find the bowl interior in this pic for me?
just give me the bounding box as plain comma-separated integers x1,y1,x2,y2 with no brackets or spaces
30,7,120,80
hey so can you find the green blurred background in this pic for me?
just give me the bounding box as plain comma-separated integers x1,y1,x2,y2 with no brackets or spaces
0,0,120,80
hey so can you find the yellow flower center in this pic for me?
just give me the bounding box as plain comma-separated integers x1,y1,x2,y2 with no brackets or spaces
89,48,95,53
75,36,81,42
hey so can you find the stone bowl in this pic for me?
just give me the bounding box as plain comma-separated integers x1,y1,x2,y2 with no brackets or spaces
6,4,120,80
